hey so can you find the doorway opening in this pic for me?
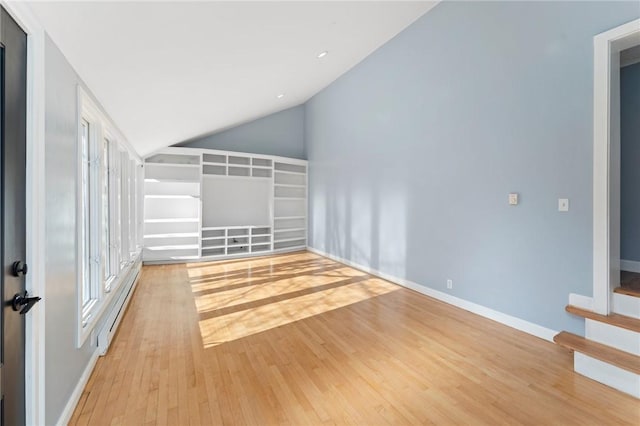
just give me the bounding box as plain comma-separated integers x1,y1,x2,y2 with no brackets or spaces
618,44,640,297
592,19,640,314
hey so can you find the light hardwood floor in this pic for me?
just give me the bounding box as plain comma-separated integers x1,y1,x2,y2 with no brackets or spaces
70,251,640,425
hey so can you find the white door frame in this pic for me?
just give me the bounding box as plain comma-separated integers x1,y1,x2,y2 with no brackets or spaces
0,2,46,424
592,19,640,315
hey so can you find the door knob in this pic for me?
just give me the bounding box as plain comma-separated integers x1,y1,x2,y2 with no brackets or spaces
12,291,41,315
12,261,28,277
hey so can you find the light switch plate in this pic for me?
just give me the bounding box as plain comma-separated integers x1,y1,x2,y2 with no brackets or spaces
558,198,569,212
508,193,518,205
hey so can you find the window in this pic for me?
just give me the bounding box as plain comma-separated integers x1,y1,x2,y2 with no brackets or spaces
108,139,121,287
112,145,123,271
80,119,97,317
129,158,137,258
102,138,115,292
120,150,130,267
77,89,143,346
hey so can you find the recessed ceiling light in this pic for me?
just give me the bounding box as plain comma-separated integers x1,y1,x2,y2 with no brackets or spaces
317,51,328,59
277,93,285,99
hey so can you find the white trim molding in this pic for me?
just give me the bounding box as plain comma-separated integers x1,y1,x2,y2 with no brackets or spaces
569,293,594,311
621,259,640,274
592,19,640,315
307,247,558,343
0,2,47,424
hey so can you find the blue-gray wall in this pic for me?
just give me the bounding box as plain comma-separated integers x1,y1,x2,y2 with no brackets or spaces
304,1,640,335
175,105,305,159
44,35,140,424
621,62,640,262
45,36,96,425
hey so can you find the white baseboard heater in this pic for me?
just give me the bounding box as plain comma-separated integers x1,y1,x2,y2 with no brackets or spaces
97,258,142,355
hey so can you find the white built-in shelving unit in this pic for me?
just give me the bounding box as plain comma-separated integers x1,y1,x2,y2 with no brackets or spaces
143,152,201,262
143,148,307,264
273,162,307,251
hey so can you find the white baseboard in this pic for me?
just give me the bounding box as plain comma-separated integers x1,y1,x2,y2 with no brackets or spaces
56,349,99,426
621,259,640,273
306,246,558,342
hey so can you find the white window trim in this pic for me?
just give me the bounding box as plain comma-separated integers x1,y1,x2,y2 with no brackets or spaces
77,90,103,346
76,87,143,347
103,134,119,294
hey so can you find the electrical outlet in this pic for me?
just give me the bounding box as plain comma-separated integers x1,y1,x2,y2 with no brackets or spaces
508,193,519,206
558,198,569,212
447,279,453,289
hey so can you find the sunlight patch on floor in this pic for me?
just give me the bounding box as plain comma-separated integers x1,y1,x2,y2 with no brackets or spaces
186,254,399,348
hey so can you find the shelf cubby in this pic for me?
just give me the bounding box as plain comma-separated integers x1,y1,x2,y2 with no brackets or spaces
274,162,306,174
202,229,225,239
227,236,249,246
275,229,305,241
252,158,272,167
145,181,200,197
275,186,306,198
203,164,226,176
143,250,199,262
274,198,305,218
202,247,225,257
274,171,305,186
252,227,270,235
144,197,200,221
228,166,250,177
274,217,305,231
145,153,200,165
203,153,226,164
145,163,200,182
228,228,249,237
145,221,198,237
252,235,271,244
144,235,199,247
252,168,272,178
229,156,251,165
274,239,306,251
251,244,271,253
145,232,199,239
202,239,225,248
228,246,250,255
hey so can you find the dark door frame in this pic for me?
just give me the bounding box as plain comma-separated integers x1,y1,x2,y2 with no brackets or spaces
1,5,28,424
0,3,46,425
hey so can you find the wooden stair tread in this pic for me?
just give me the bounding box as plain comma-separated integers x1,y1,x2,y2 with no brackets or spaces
565,305,640,333
614,286,640,298
553,331,640,375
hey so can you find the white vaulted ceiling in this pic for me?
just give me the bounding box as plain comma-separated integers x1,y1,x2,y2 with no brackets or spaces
28,1,437,156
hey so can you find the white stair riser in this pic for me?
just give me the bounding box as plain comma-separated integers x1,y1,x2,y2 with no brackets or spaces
574,352,640,398
612,293,640,319
585,320,640,355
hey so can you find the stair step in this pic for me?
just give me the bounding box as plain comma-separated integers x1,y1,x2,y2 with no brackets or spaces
553,331,640,374
614,286,640,298
565,305,640,333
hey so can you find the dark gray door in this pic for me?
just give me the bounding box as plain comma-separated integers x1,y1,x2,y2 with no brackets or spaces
0,6,28,426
